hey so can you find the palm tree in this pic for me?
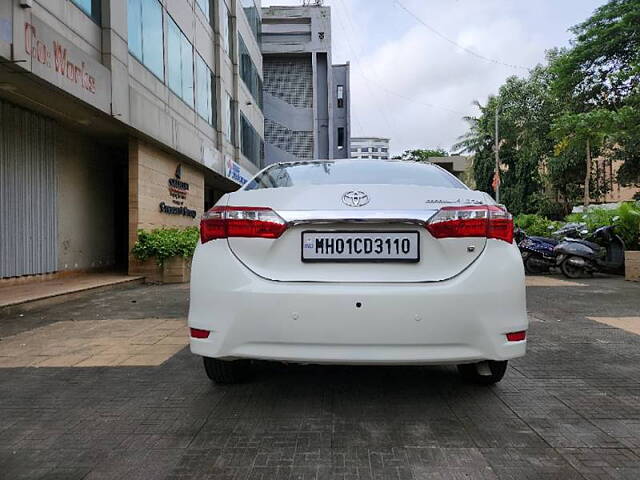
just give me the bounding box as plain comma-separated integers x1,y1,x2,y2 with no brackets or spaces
451,100,492,154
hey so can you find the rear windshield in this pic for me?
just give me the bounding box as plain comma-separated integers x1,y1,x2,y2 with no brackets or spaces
244,160,467,190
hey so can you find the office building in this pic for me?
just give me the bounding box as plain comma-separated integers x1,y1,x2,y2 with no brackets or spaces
350,137,390,160
0,0,264,280
261,4,350,164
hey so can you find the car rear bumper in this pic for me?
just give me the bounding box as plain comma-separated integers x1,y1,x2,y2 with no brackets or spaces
188,240,528,365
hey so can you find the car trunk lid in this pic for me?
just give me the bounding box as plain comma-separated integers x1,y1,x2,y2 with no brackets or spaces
225,185,490,283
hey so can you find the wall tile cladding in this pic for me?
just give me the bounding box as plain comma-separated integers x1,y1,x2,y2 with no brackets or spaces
265,119,314,160
263,57,313,108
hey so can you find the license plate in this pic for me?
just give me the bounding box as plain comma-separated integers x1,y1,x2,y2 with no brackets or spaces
301,231,420,262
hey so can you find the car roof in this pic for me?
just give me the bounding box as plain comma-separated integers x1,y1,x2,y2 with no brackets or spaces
271,159,435,167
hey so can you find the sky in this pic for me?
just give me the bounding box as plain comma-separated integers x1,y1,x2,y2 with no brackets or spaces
261,0,606,156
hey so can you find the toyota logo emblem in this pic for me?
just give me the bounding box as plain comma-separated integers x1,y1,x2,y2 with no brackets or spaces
342,191,370,207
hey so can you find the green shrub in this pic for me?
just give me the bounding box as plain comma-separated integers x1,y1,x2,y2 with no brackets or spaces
516,202,640,249
131,227,200,265
532,195,568,220
514,214,562,237
565,202,640,250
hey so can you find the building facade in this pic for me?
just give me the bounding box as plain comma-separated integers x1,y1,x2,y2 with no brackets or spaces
261,5,350,164
428,155,472,179
350,137,390,160
0,0,264,279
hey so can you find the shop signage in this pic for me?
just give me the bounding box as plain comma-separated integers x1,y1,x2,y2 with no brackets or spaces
159,164,197,218
225,158,252,186
21,16,111,113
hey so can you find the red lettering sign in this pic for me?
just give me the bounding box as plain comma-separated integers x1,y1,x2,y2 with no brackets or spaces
24,22,97,95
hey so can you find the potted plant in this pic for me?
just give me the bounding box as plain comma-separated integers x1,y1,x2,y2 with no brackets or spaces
131,227,199,283
617,202,640,282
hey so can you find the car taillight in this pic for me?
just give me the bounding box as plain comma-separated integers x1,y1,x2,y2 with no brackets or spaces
200,206,288,243
426,205,513,243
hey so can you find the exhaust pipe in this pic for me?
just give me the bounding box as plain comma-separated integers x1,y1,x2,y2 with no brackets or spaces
567,257,587,268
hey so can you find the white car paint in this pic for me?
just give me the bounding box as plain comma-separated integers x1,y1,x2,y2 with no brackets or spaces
188,161,527,366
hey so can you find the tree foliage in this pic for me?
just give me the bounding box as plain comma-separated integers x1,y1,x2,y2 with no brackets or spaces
457,0,640,214
393,149,449,161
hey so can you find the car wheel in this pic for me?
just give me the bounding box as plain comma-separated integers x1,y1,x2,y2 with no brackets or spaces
203,357,251,384
560,257,584,279
457,360,508,385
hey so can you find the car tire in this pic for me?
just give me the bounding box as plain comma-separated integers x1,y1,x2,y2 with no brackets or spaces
457,360,508,385
203,357,251,384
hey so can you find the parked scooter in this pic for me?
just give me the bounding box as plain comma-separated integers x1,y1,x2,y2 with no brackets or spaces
554,224,625,278
517,223,586,274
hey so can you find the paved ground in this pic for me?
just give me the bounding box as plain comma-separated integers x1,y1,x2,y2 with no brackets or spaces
1,277,640,479
0,273,142,309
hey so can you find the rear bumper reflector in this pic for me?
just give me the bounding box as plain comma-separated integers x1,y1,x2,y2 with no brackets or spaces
506,331,526,342
190,328,210,339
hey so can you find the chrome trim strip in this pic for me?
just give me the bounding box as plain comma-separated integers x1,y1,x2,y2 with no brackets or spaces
278,209,440,226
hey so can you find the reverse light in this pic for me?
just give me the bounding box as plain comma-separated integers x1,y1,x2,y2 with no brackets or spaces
426,205,514,243
200,206,288,243
506,331,526,342
190,328,210,339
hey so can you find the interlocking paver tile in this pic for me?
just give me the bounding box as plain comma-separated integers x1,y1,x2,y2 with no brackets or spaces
558,448,640,479
587,317,640,336
0,318,187,367
482,447,583,479
526,418,624,448
1,278,640,478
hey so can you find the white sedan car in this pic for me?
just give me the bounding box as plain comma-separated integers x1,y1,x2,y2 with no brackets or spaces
188,160,527,384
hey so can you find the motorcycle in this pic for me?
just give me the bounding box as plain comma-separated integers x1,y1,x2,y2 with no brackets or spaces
517,223,586,275
554,224,625,278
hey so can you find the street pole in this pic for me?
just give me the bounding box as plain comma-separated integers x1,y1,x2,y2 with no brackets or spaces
495,105,500,203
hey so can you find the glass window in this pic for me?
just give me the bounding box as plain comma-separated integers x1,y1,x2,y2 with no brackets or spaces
224,91,233,141
181,39,194,106
195,54,215,125
381,147,389,152
372,147,378,152
142,0,163,78
196,0,210,21
337,127,345,149
168,17,194,106
128,0,142,59
240,113,264,167
231,98,237,146
128,0,164,79
240,0,262,47
238,35,263,109
228,8,234,60
245,161,468,190
72,0,101,23
168,20,181,92
337,85,344,108
221,2,232,57
361,147,369,153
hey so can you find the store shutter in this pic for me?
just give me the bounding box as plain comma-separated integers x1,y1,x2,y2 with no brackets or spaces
0,99,57,278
